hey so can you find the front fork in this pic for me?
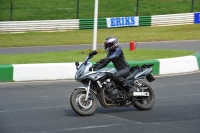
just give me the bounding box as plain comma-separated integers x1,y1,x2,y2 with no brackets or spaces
85,80,91,101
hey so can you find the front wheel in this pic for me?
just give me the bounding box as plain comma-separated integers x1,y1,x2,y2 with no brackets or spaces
70,89,98,116
133,83,155,110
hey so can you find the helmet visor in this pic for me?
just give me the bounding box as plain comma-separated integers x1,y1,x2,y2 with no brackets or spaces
104,42,113,51
105,47,110,52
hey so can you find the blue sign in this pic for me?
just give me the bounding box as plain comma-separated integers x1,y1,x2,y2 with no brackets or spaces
106,16,139,28
194,12,200,24
110,17,135,26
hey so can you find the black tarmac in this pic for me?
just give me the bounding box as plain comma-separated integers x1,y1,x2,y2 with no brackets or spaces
0,73,200,133
0,40,200,133
0,40,199,54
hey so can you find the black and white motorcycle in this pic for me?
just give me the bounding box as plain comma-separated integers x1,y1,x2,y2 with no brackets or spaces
70,50,155,116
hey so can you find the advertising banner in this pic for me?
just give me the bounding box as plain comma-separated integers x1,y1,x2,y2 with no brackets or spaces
194,12,200,24
106,16,139,28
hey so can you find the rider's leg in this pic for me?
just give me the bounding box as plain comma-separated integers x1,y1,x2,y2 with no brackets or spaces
113,67,133,94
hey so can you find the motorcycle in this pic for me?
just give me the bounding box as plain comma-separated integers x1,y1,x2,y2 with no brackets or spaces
70,50,155,116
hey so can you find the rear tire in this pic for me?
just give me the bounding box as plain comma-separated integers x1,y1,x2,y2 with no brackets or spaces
133,83,155,110
70,89,98,116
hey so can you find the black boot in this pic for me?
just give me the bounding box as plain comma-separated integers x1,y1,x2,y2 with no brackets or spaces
123,81,134,96
127,85,134,96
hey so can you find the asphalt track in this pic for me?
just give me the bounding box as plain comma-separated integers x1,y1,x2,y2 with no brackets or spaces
0,40,200,133
0,40,200,54
0,73,200,133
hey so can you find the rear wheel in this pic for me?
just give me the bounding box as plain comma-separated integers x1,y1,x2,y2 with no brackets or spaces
133,83,155,110
70,89,97,116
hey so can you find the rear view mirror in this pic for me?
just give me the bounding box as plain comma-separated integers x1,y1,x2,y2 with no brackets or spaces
89,50,97,56
75,61,79,66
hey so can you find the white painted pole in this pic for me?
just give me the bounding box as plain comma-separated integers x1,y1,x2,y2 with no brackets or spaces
93,0,98,50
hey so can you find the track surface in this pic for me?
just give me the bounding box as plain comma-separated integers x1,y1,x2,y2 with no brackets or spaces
0,40,200,133
0,72,200,133
0,40,199,54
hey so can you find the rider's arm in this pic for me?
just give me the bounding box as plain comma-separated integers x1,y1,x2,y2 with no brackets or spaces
95,55,110,70
103,46,122,62
96,53,110,70
95,47,122,70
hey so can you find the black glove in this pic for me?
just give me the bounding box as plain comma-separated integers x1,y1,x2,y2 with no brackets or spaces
93,62,100,70
99,59,105,64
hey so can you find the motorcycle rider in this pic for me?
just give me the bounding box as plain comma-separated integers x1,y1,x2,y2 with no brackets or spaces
93,36,134,95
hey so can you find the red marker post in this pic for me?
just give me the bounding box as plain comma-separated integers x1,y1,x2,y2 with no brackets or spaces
130,40,135,51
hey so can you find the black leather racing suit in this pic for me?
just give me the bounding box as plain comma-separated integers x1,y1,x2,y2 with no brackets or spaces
95,46,130,84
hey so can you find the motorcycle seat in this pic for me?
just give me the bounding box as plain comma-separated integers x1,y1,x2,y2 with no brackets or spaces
125,68,140,80
141,64,154,68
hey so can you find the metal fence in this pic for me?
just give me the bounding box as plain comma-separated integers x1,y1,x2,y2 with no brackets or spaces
0,0,199,21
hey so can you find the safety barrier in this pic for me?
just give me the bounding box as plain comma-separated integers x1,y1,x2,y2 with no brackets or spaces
0,54,199,82
0,12,199,33
0,19,79,33
139,16,151,26
79,18,107,30
151,13,194,27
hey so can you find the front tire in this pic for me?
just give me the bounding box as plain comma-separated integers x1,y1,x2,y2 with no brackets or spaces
133,83,155,110
70,89,98,116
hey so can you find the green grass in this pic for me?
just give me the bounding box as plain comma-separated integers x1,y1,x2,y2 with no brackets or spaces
0,24,200,47
0,0,199,65
0,0,199,21
0,49,195,64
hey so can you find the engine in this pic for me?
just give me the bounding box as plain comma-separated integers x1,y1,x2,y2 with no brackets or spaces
103,78,125,101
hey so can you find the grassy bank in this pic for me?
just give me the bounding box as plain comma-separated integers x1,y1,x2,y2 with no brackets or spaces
0,0,199,21
0,49,195,64
0,24,200,48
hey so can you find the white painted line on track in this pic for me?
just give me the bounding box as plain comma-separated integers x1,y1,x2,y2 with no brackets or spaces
0,79,75,85
157,94,200,99
57,123,122,131
155,70,200,78
0,105,70,113
35,96,48,98
28,123,122,133
156,81,200,88
102,114,143,124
